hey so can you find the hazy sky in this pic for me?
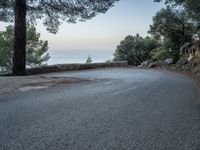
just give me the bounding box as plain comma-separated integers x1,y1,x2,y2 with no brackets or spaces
0,0,164,64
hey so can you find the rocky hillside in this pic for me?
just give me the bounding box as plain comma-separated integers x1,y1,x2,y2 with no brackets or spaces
138,54,200,77
172,55,200,77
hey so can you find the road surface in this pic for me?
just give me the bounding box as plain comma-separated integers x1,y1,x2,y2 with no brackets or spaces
0,68,200,150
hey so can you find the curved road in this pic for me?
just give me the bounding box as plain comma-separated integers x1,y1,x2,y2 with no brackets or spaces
0,68,200,150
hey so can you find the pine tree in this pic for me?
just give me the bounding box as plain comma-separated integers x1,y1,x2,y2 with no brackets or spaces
0,25,50,71
86,55,92,64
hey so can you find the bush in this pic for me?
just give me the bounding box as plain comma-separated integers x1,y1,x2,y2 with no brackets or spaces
152,48,171,61
86,55,92,64
113,34,158,65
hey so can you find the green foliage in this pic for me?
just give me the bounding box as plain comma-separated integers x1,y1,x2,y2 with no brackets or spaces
165,0,200,17
0,0,119,34
149,6,196,62
114,34,158,65
105,60,112,63
0,25,50,70
0,26,14,71
149,6,195,41
152,48,171,61
163,38,180,62
86,55,92,64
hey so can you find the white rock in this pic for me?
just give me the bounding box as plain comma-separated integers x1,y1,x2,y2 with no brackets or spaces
164,58,173,64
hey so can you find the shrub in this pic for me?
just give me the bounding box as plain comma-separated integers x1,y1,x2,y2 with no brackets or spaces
114,34,158,65
152,48,171,61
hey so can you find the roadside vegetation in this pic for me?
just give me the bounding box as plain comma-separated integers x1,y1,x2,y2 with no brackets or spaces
0,25,50,71
113,34,158,65
0,0,200,75
114,0,200,75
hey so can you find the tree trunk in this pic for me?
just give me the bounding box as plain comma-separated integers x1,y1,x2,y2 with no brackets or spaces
12,0,26,76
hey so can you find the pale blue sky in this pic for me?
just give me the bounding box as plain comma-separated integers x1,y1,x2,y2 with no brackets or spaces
0,0,164,64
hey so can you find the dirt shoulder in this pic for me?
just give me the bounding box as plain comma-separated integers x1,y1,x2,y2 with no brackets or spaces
0,75,90,94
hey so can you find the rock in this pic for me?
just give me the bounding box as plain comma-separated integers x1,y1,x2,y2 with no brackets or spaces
164,58,173,64
148,61,166,68
187,54,193,61
172,55,200,76
138,60,153,68
180,42,192,55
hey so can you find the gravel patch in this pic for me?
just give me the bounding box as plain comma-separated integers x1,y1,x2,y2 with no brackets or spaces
0,75,89,94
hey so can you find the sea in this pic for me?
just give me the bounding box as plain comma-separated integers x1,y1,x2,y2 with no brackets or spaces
48,50,114,65
0,50,114,72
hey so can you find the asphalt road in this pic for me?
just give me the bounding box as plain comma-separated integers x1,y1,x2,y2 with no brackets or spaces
0,68,200,150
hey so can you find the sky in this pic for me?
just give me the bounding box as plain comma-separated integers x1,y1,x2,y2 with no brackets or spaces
0,0,165,64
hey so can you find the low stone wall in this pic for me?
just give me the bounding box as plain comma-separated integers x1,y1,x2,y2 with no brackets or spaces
26,61,128,75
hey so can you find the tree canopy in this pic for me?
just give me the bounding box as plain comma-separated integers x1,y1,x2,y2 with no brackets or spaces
165,0,200,12
0,0,119,34
149,6,196,61
157,0,200,22
149,6,195,40
114,34,158,65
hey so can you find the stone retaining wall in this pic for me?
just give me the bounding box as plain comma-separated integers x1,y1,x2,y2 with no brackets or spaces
26,61,128,75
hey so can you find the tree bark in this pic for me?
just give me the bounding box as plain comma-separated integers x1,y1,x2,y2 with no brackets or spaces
13,0,26,76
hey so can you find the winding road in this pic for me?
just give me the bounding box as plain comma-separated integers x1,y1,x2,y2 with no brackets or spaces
0,68,200,150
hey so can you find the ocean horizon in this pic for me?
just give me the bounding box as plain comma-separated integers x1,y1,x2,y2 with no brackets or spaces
47,49,114,65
